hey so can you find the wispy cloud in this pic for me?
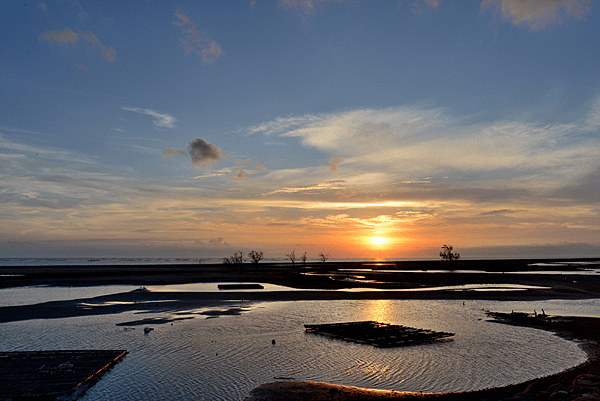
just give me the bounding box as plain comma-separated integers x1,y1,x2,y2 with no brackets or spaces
481,0,593,31
0,134,97,164
121,107,177,129
400,0,442,14
233,167,246,178
173,11,223,64
265,180,347,195
279,0,346,14
39,28,116,61
162,148,186,159
250,103,600,200
39,28,79,45
330,156,342,171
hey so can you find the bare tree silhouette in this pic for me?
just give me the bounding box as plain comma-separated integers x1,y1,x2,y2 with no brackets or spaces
248,250,264,268
300,251,308,270
319,252,329,265
439,245,460,261
223,251,245,268
285,249,296,267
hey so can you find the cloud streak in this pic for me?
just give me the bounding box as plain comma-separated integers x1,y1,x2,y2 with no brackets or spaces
173,11,223,64
330,156,342,171
250,103,600,200
279,0,346,14
121,107,177,129
481,0,593,31
39,28,116,61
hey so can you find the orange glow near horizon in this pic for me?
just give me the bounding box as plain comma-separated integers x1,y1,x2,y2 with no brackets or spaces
371,237,387,246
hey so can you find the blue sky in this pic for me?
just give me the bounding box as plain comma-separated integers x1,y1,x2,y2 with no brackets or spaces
1,0,599,259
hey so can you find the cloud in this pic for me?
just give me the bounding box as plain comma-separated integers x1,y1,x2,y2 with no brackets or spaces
481,0,592,31
188,138,224,168
74,64,88,71
234,167,246,178
121,107,177,129
78,30,116,61
279,0,345,14
552,164,600,202
39,28,79,46
265,180,347,195
250,103,600,199
400,0,442,14
256,162,267,170
39,28,116,61
235,157,253,165
208,237,230,246
162,148,186,159
330,156,342,171
335,189,357,200
173,11,223,64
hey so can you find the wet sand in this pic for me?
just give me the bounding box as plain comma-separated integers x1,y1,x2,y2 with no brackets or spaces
2,260,600,400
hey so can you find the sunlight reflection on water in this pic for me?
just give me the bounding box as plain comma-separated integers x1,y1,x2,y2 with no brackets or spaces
1,298,596,400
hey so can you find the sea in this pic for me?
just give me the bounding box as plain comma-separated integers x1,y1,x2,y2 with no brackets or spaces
0,257,365,266
1,258,600,400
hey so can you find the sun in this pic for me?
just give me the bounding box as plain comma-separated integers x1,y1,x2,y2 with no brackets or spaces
371,237,387,246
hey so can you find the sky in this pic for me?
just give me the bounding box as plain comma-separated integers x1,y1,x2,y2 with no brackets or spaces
1,0,600,260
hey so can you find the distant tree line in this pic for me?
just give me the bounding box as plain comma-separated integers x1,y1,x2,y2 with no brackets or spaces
222,249,330,270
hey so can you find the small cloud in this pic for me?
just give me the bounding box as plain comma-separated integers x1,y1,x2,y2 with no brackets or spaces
400,0,442,14
279,0,345,14
208,237,230,246
78,30,116,61
74,64,88,71
38,2,47,11
78,11,88,21
121,107,177,129
188,138,224,168
235,157,253,165
479,209,526,216
162,148,186,159
39,28,116,61
330,156,342,171
481,0,592,31
39,28,79,46
250,0,257,11
173,11,223,64
335,189,357,200
234,167,246,178
266,179,346,195
401,178,431,184
256,162,267,170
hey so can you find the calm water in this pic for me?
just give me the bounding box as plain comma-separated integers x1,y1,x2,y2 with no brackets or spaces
0,289,595,400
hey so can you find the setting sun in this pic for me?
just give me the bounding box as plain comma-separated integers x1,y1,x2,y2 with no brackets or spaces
371,237,387,246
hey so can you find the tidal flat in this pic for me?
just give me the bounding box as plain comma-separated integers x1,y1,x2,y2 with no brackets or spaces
1,259,600,400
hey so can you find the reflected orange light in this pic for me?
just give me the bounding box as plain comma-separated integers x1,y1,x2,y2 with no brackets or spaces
364,299,394,323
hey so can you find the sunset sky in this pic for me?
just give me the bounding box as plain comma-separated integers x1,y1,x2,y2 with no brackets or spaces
1,0,599,259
